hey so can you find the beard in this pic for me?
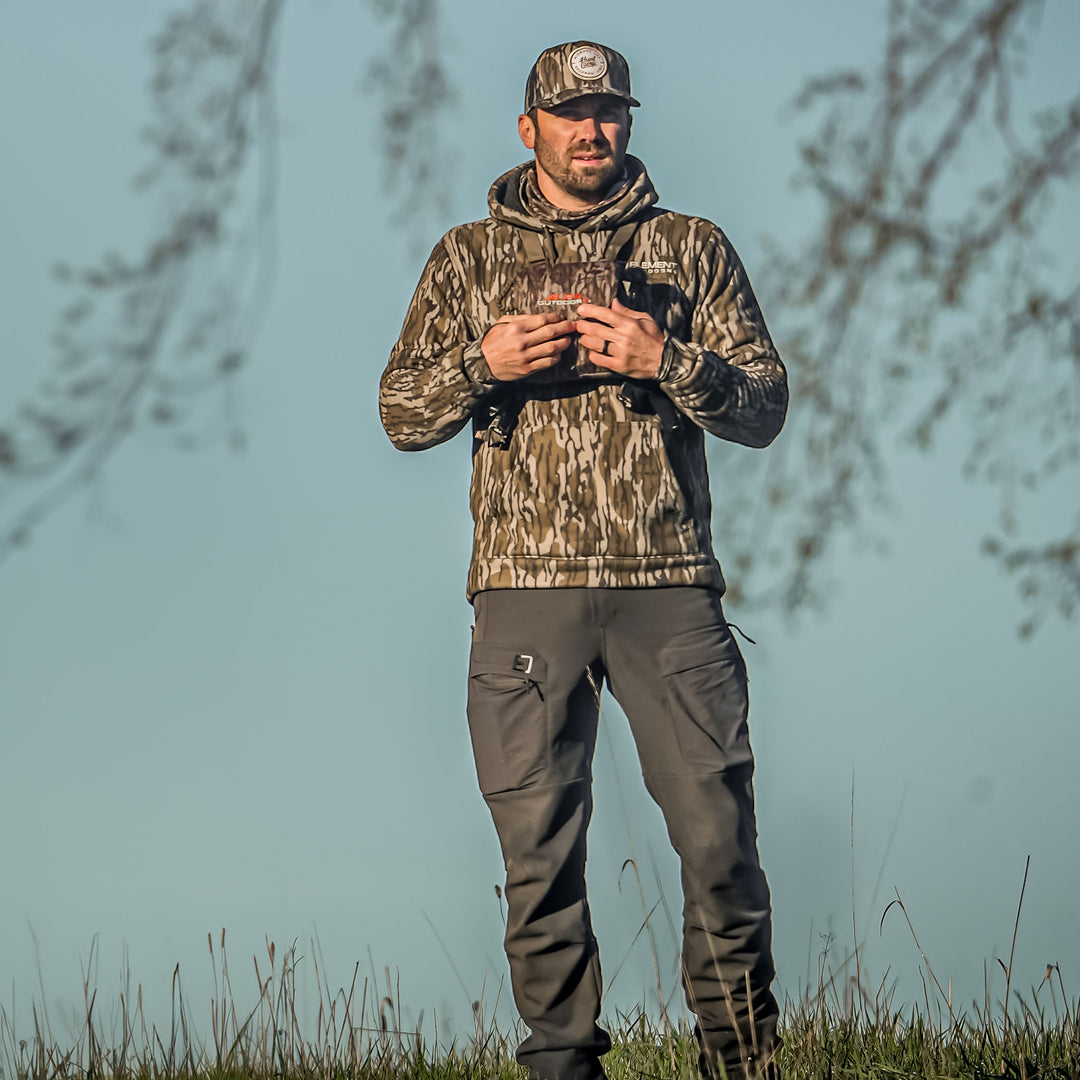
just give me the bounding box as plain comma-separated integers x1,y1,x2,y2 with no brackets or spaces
533,131,626,204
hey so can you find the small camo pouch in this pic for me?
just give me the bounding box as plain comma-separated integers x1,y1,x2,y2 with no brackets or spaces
512,260,620,380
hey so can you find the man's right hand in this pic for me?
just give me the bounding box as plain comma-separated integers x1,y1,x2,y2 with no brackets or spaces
481,314,575,381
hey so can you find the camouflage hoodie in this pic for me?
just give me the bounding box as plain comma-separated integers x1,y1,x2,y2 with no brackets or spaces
380,156,787,600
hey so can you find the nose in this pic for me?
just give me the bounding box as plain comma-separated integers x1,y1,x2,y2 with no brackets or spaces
576,115,603,141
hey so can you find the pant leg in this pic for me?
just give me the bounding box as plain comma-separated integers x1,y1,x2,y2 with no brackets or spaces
467,589,611,1080
599,587,779,1078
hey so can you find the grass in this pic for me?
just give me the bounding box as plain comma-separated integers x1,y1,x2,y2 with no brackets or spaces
1,922,1077,1080
2,850,1074,1080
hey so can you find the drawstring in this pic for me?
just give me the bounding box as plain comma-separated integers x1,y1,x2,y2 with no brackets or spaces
726,621,757,646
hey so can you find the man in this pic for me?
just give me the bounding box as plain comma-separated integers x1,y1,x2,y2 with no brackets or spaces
380,41,787,1080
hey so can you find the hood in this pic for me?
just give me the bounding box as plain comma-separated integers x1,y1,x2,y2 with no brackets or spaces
487,154,658,234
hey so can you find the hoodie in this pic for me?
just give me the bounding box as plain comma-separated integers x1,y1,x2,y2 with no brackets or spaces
379,157,787,599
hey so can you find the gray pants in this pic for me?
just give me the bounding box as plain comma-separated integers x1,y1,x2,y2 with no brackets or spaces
467,587,778,1080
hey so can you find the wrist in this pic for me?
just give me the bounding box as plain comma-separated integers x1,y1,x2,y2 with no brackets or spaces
465,339,500,386
655,335,681,382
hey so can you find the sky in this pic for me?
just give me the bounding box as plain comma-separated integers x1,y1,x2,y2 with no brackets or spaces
2,0,1079,1053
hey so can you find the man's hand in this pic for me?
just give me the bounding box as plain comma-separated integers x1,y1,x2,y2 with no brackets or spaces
576,298,665,379
482,313,575,381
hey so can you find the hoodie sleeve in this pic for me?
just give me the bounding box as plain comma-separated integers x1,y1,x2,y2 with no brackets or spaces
656,228,787,449
380,236,501,451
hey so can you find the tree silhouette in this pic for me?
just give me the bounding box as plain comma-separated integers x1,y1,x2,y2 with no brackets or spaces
712,0,1079,635
2,0,1076,635
0,0,453,562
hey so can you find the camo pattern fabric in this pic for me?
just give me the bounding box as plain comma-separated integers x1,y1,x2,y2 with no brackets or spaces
379,156,788,600
523,41,640,112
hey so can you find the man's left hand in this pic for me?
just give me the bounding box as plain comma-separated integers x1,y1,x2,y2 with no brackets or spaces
575,298,665,379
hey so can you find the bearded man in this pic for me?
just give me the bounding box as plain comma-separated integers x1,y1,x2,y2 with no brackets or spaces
380,40,787,1080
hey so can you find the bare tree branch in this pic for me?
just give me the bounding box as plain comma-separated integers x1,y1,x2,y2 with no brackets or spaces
0,0,455,561
719,0,1080,633
363,0,456,228
0,0,285,562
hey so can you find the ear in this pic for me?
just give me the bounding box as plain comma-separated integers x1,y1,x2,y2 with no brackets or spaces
518,112,536,151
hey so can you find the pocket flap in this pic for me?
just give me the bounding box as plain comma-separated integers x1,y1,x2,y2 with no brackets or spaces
469,642,548,682
658,625,740,677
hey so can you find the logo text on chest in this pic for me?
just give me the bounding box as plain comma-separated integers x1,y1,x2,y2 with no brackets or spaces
625,260,678,278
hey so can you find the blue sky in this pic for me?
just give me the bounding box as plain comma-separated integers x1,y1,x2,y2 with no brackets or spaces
2,0,1078,1046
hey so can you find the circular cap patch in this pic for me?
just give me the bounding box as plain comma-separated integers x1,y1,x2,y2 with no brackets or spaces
568,46,607,80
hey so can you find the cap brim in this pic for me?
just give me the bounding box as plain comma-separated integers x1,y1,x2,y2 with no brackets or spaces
536,87,641,109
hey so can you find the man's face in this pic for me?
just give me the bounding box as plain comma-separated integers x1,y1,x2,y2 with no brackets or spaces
518,95,631,209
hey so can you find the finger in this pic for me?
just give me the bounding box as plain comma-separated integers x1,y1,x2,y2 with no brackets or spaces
499,312,569,331
575,303,621,327
577,331,616,354
574,319,619,344
584,350,618,370
582,346,619,367
522,336,572,362
524,319,576,344
526,353,563,370
612,297,654,322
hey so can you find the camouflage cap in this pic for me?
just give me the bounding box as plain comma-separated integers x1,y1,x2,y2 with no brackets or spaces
524,42,641,112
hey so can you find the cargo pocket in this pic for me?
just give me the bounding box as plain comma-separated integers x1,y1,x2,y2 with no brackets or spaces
467,643,549,795
659,624,753,771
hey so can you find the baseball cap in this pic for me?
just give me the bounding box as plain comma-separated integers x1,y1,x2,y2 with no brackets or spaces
524,42,641,113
